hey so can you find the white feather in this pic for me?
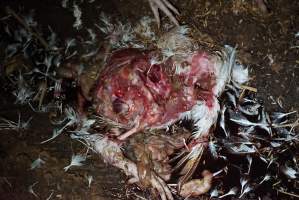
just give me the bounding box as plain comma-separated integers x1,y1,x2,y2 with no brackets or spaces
134,16,156,41
87,29,96,42
40,129,61,144
191,98,220,139
259,174,271,184
232,63,249,84
30,157,45,170
0,113,32,131
13,74,35,105
61,0,69,8
65,38,76,54
87,175,93,188
73,4,82,30
213,45,236,96
64,154,86,171
210,188,219,198
219,187,238,198
281,165,298,179
28,181,39,198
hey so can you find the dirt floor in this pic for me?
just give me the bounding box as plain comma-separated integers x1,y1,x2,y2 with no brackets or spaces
0,0,298,199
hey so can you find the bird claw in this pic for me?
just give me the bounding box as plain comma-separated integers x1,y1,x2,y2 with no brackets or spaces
148,0,180,28
150,173,174,200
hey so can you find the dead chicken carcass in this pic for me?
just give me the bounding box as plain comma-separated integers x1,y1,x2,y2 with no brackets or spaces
71,28,245,199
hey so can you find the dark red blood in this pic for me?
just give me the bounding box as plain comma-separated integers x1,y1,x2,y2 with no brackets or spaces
93,48,217,131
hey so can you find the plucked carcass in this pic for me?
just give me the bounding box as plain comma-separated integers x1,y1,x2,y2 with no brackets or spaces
68,26,248,200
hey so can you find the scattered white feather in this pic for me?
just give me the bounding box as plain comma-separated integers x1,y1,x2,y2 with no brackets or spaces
13,74,35,105
70,118,95,136
54,79,62,98
73,4,82,30
28,181,39,198
209,141,218,159
41,107,80,143
219,187,238,198
246,155,253,174
65,38,76,54
35,54,55,79
230,111,270,133
239,184,252,198
61,0,69,8
238,176,253,198
230,144,257,154
30,157,45,170
281,165,298,179
0,113,32,131
87,175,93,188
213,168,225,177
96,13,135,48
240,177,249,194
62,106,80,128
47,26,58,50
271,111,297,124
41,128,62,144
64,154,86,171
259,174,271,184
232,63,249,84
238,103,260,116
270,141,281,148
210,188,219,198
97,12,113,34
87,28,96,42
220,105,229,137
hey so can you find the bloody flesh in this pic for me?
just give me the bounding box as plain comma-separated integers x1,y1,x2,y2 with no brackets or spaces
94,48,217,130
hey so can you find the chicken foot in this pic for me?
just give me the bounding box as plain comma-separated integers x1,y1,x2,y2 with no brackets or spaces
147,0,180,27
